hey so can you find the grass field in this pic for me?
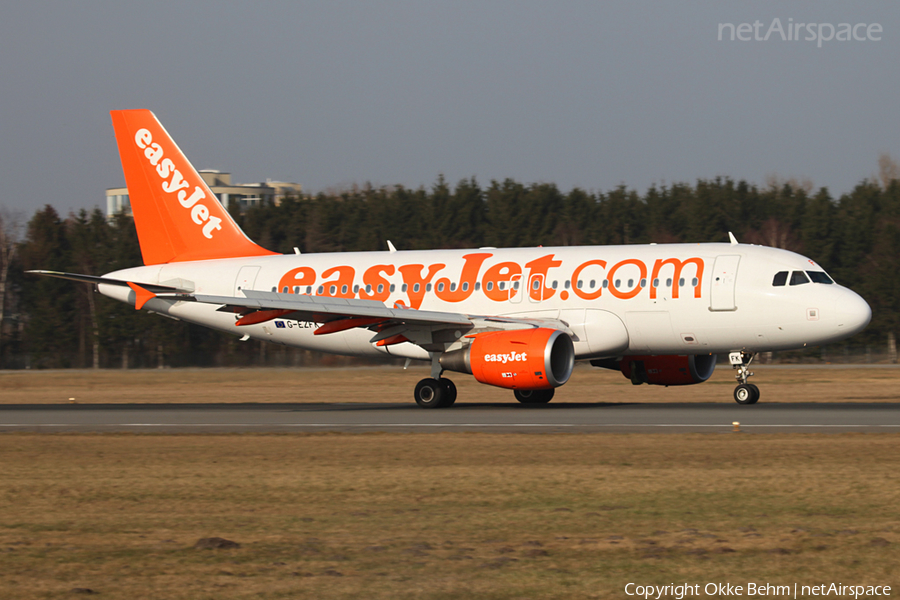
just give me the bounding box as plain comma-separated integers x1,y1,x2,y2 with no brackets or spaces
1,364,899,405
1,433,897,599
1,368,897,599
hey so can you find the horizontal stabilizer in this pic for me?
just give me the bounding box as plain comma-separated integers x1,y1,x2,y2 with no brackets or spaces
26,270,191,294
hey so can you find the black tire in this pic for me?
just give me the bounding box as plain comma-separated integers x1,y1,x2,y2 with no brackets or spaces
414,378,446,408
747,383,760,404
441,378,457,406
514,388,555,404
734,384,757,405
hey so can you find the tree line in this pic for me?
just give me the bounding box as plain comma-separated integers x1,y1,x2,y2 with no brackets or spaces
3,172,899,369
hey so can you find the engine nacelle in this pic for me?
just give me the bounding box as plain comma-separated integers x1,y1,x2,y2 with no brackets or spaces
592,354,716,386
440,328,575,390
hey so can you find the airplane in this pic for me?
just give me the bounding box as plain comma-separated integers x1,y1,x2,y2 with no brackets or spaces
30,110,872,407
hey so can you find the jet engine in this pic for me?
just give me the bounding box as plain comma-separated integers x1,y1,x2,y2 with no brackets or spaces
592,354,716,386
440,328,575,390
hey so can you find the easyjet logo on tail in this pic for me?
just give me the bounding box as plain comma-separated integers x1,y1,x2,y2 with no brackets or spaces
134,129,223,239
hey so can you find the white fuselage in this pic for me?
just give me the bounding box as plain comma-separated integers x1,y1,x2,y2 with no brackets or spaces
99,243,871,362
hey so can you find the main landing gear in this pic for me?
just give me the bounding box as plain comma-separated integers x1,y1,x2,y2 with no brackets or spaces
414,377,457,408
730,351,759,405
514,389,555,404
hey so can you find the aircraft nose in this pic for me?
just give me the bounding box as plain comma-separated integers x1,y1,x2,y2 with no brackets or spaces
835,289,871,336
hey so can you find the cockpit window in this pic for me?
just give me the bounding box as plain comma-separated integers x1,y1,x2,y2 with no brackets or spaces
789,271,810,286
807,271,834,284
772,271,788,286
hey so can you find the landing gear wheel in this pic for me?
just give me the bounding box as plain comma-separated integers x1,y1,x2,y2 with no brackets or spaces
514,388,555,404
734,383,759,405
747,384,760,404
441,378,457,407
414,378,446,408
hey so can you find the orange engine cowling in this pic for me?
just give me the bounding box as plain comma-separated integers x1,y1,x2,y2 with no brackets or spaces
592,354,716,386
440,328,575,390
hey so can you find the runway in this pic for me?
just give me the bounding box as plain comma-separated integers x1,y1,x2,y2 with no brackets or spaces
1,402,899,433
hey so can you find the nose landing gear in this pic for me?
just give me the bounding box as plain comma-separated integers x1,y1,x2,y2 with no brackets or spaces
730,351,759,405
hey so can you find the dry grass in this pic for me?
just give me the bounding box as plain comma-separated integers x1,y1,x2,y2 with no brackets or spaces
0,365,899,405
0,433,898,599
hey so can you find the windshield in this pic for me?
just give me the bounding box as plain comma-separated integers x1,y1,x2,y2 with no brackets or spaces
790,271,810,286
807,271,834,284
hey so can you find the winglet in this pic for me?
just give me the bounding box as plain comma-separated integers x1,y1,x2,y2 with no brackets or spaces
387,240,397,253
127,282,156,310
728,232,739,245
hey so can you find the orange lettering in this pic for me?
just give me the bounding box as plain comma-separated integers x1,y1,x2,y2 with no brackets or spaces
435,253,492,303
650,257,704,299
571,259,607,300
278,266,316,294
525,254,563,300
359,264,395,301
607,259,647,300
320,265,356,298
482,262,522,302
398,263,445,309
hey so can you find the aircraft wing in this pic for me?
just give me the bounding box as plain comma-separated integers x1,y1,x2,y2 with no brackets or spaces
28,271,573,351
171,289,573,351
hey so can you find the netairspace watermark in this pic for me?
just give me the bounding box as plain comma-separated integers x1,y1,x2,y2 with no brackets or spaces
625,582,892,599
718,18,883,47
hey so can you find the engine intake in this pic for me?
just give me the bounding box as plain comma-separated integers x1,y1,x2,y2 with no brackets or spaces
440,328,575,390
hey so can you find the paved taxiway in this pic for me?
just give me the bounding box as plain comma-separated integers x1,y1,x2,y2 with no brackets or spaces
1,402,898,433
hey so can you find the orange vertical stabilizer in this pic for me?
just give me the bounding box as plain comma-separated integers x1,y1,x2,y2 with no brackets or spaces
110,110,278,265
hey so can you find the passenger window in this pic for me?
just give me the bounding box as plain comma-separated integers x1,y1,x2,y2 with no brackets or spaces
462,282,468,292
807,271,834,284
772,271,788,286
789,271,810,286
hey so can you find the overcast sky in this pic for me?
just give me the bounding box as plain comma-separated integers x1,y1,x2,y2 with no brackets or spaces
1,1,897,217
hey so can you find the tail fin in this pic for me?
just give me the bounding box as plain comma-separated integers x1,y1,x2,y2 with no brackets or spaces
110,110,277,265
